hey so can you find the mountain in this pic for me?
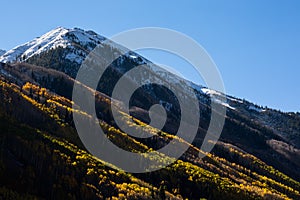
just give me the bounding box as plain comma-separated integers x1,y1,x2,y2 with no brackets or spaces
0,27,299,200
2,27,299,148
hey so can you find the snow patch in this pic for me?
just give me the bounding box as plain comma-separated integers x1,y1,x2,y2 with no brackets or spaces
227,96,244,103
249,105,265,112
201,88,222,96
65,52,84,64
200,88,235,110
129,55,138,59
212,98,235,110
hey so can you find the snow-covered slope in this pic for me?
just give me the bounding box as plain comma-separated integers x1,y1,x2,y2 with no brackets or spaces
0,27,105,64
0,49,5,57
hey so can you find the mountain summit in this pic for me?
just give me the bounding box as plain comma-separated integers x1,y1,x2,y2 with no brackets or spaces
0,27,105,64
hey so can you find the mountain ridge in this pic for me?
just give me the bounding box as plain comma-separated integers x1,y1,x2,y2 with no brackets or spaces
0,26,296,114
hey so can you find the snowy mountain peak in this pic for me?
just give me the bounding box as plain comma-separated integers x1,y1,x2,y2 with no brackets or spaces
0,27,106,64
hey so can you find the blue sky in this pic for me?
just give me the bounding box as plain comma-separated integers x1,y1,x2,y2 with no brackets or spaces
1,1,299,111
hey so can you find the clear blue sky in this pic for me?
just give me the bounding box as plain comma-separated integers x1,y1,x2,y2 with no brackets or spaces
1,1,299,112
